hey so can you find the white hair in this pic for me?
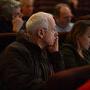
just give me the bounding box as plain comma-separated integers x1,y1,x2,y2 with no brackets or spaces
26,12,55,34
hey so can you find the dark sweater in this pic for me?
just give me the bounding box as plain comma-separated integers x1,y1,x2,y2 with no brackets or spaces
0,33,90,90
61,43,90,69
0,18,12,32
0,32,63,90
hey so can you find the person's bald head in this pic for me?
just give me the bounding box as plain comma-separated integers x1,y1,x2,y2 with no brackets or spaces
54,3,72,17
54,3,73,27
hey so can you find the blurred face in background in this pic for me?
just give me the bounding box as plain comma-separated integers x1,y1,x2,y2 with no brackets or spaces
59,7,73,27
21,0,34,17
12,7,22,18
78,27,90,50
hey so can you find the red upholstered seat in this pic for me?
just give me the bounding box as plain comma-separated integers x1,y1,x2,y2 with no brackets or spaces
77,80,90,90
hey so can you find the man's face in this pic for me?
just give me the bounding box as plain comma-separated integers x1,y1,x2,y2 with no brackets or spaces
12,7,22,18
21,0,34,17
78,27,90,50
43,19,58,46
59,7,73,27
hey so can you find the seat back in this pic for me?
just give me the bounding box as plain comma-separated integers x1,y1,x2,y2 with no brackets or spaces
58,32,69,46
0,33,16,53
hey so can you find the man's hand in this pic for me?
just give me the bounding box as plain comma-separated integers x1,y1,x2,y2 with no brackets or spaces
12,16,24,32
48,34,59,53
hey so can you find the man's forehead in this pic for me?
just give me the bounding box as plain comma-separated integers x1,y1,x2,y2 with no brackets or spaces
60,7,72,14
21,0,34,5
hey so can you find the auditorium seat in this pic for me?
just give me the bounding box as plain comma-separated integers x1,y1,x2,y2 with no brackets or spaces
0,33,16,53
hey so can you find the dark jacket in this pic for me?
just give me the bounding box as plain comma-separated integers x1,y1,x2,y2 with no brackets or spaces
61,43,90,69
0,18,12,32
21,16,29,30
0,32,64,90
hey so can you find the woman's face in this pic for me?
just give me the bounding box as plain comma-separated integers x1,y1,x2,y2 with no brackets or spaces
78,27,90,50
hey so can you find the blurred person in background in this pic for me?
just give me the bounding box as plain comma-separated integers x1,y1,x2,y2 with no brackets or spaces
0,0,23,32
54,3,73,33
20,0,34,30
68,0,79,22
61,20,90,69
69,0,79,15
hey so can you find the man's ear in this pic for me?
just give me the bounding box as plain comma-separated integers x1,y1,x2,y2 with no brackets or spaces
37,28,45,39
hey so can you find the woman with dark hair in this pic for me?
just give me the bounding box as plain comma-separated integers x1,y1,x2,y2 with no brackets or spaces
61,20,90,69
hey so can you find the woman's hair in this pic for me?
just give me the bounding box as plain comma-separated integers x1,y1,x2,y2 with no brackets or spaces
67,20,90,47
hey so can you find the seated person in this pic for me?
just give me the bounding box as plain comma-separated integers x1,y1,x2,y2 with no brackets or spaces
61,20,90,69
0,0,23,32
0,12,90,90
54,3,74,33
20,0,34,30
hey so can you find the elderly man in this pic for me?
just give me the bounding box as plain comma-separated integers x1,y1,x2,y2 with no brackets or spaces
54,3,73,32
0,12,90,90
